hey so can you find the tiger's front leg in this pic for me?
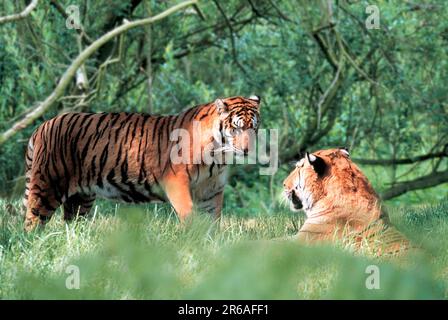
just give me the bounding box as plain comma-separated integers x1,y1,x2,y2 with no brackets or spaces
162,170,193,222
197,190,224,220
213,191,224,219
63,193,96,221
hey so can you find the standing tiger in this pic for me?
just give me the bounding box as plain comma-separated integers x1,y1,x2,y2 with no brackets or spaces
24,95,261,231
283,147,411,256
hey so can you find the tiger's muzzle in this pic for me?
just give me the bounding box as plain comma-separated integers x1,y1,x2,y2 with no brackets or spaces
285,189,303,211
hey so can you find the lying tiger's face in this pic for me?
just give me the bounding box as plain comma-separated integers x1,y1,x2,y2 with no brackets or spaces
283,148,353,212
214,96,261,155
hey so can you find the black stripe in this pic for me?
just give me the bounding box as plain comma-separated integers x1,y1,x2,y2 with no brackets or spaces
125,114,135,145
186,165,192,181
137,115,149,163
97,144,109,188
40,194,58,212
90,155,97,186
198,105,213,121
157,117,166,166
92,113,112,149
130,115,140,148
195,164,200,183
190,106,203,121
106,169,147,203
201,190,222,202
120,159,151,203
143,181,166,202
202,204,215,212
79,115,95,140
151,172,159,185
179,107,197,128
151,116,162,142
165,116,172,145
140,116,153,184
70,114,87,175
78,134,94,187
209,162,215,178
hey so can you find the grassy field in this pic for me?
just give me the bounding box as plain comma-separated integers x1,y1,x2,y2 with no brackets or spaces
0,194,447,300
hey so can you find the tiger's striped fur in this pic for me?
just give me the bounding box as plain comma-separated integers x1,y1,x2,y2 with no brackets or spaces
283,148,411,256
24,95,261,231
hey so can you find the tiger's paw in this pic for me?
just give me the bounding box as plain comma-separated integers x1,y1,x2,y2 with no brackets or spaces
23,215,41,232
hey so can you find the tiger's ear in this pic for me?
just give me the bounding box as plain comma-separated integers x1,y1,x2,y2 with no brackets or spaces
249,95,261,108
339,146,350,157
305,152,326,177
215,99,227,114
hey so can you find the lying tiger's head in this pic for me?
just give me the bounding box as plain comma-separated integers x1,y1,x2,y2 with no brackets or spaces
213,95,261,155
283,147,378,213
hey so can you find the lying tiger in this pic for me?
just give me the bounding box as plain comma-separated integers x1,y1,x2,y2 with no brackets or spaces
24,95,261,231
283,147,411,256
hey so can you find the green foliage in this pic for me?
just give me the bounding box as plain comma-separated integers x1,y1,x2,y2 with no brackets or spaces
1,0,447,199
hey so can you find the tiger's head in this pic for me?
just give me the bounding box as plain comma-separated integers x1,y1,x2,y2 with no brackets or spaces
283,147,379,214
213,95,261,156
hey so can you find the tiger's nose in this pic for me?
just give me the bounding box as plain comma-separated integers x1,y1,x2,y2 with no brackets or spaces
243,147,249,155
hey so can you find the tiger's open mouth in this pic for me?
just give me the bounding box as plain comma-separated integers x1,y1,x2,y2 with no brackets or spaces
286,190,303,211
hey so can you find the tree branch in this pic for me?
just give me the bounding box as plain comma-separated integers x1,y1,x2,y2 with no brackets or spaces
0,0,39,25
312,30,338,71
0,0,198,146
212,0,248,75
381,169,448,200
96,0,143,62
354,146,448,166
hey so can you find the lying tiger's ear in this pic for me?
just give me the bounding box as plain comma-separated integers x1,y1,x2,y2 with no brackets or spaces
215,99,227,114
339,146,350,157
305,152,326,177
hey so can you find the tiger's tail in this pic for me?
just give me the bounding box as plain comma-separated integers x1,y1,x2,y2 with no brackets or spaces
23,132,36,211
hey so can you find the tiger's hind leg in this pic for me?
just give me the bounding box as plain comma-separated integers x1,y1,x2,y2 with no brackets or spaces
63,194,96,221
24,189,60,232
23,135,61,231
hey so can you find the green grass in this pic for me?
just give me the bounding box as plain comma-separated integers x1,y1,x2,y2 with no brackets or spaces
0,197,447,299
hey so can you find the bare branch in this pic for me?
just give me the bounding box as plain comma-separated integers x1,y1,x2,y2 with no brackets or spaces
381,169,448,200
212,0,248,75
354,146,448,166
0,0,39,25
312,31,339,71
316,57,344,130
0,0,198,145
